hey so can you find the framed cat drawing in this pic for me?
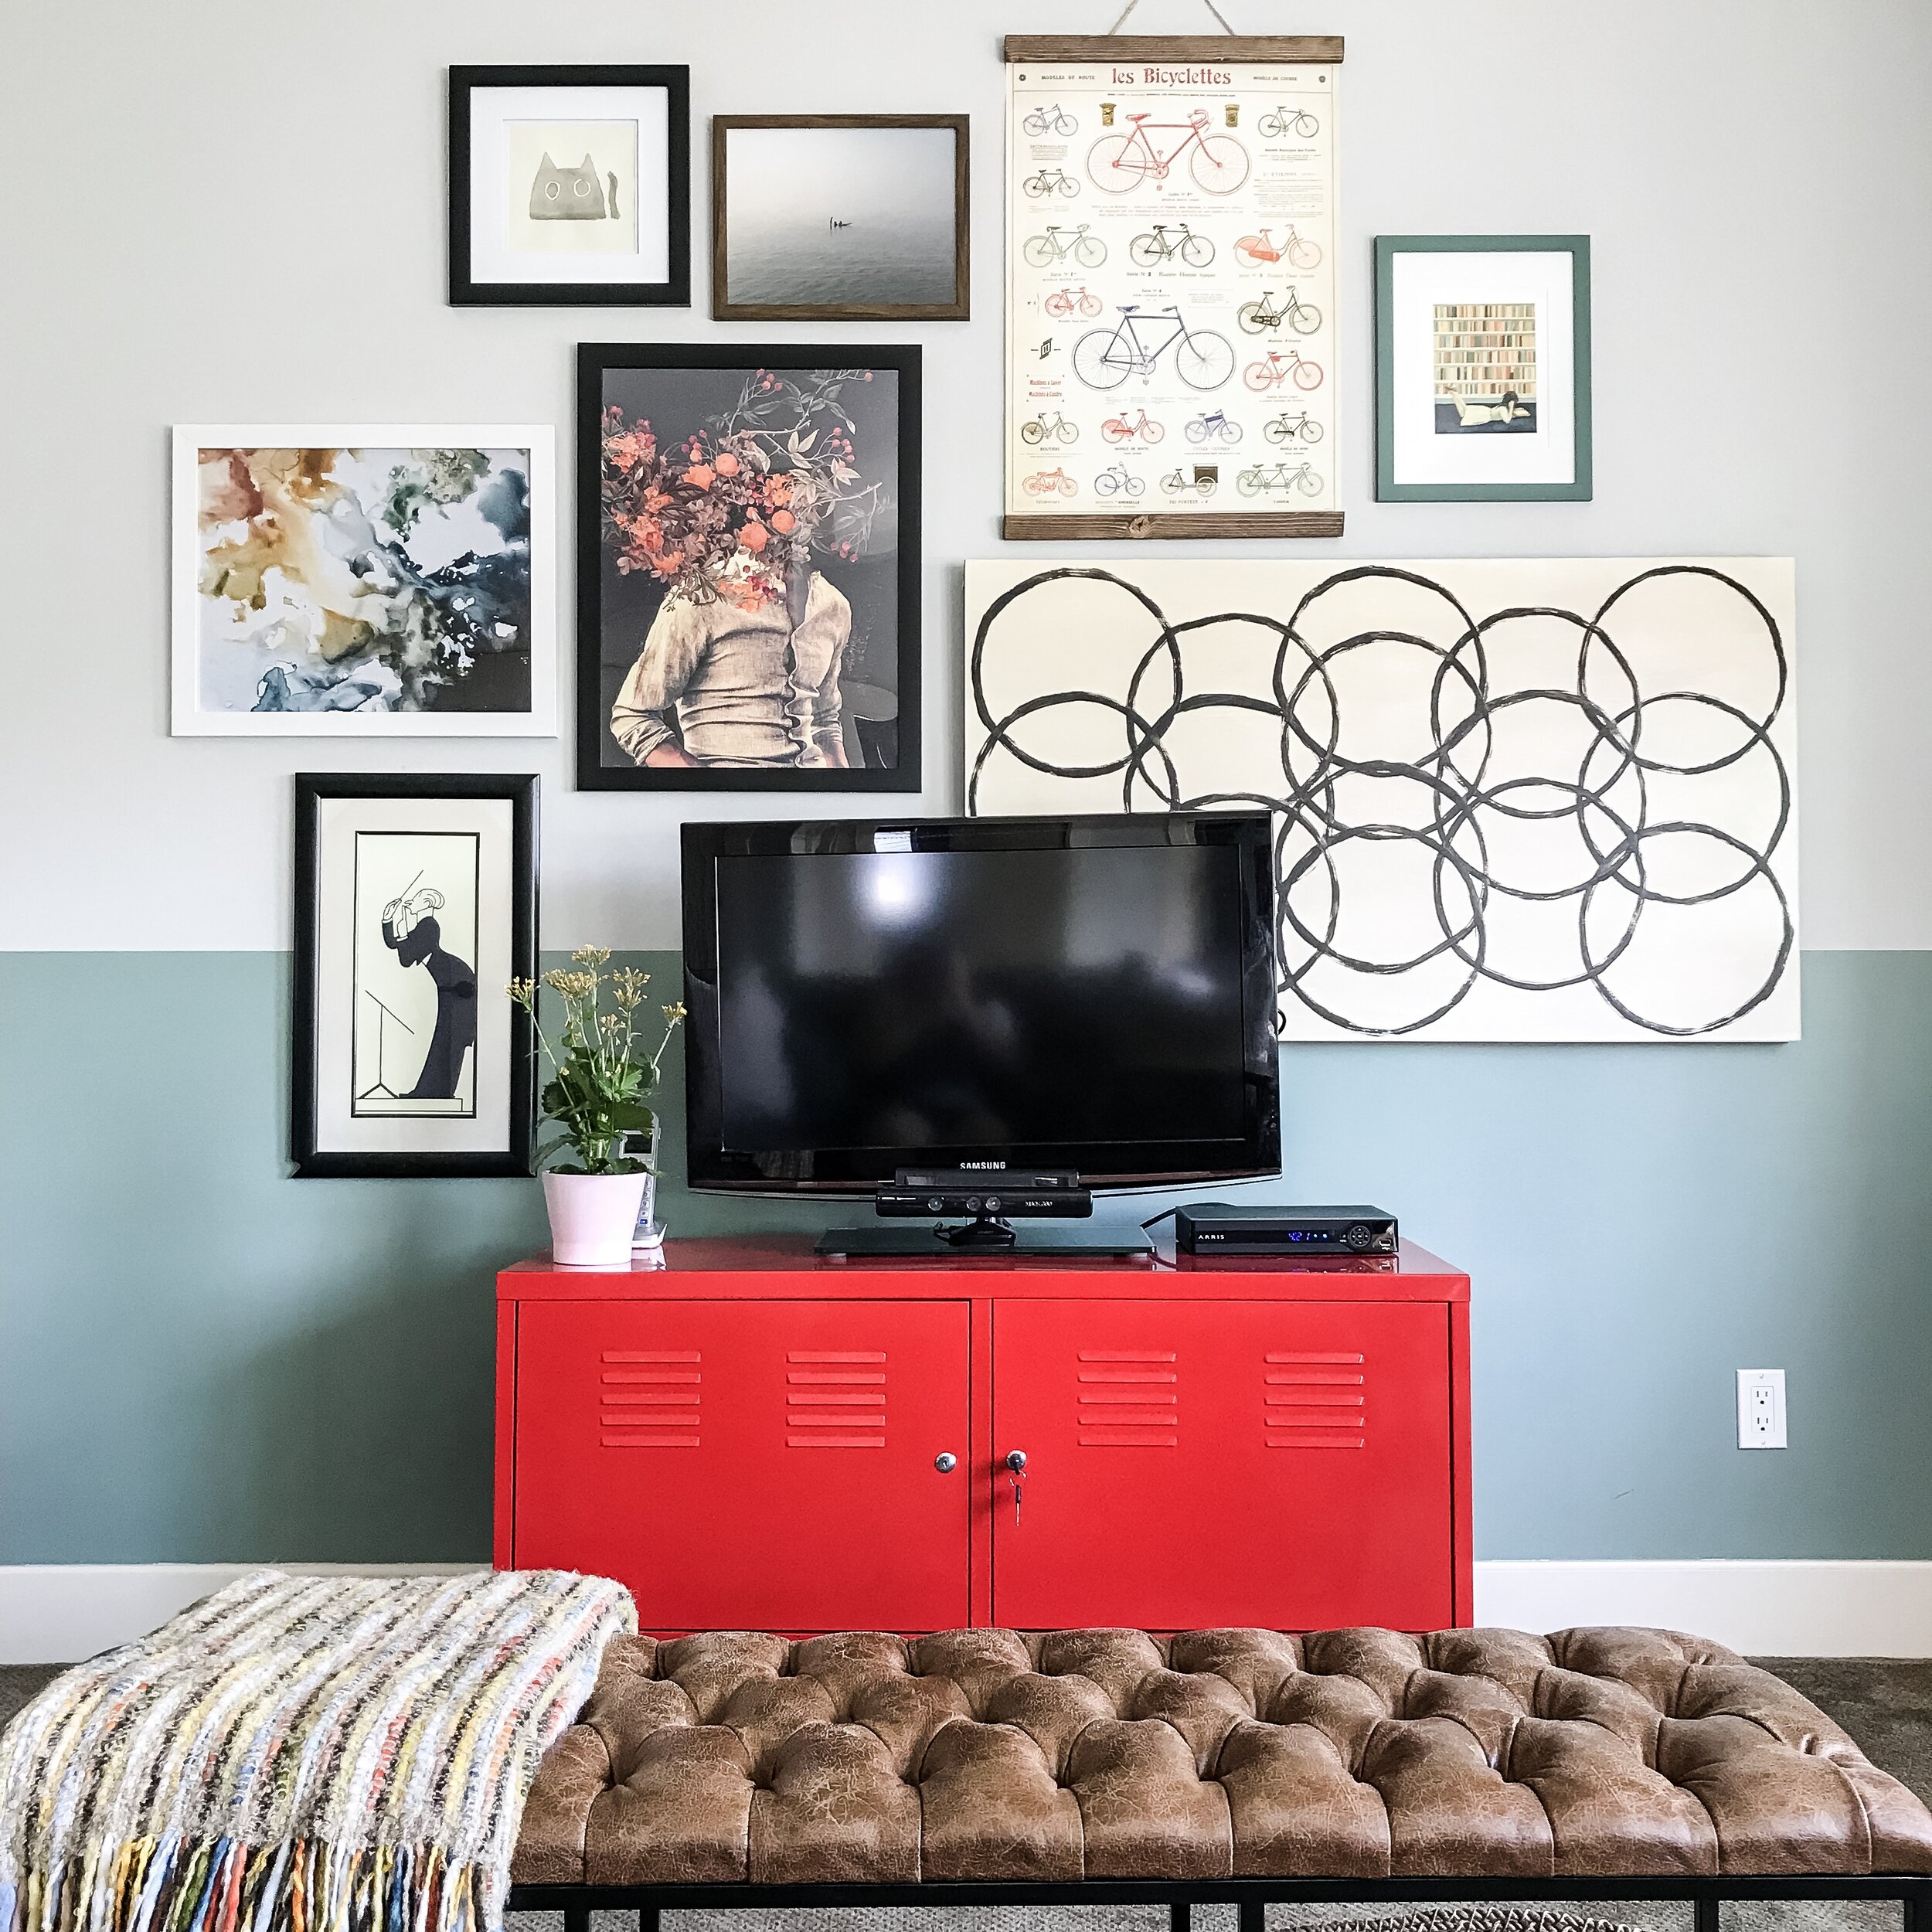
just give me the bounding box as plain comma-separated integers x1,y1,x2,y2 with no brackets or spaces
449,65,691,306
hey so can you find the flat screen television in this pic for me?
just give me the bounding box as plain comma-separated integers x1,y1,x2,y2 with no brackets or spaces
680,813,1280,1195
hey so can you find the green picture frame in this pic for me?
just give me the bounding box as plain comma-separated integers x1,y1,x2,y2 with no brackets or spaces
1375,234,1591,502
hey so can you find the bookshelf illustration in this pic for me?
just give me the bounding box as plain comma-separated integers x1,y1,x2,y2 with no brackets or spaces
1433,302,1536,401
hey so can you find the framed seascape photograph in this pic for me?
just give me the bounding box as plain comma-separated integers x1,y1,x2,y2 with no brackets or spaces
449,65,691,305
711,115,968,321
577,344,922,792
293,773,537,1177
172,427,556,735
1003,34,1343,539
1376,235,1592,501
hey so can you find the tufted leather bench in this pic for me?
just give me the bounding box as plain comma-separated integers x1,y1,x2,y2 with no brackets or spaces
509,1624,1932,1920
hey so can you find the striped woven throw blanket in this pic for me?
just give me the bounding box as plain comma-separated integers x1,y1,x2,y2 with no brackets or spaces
0,1568,635,1932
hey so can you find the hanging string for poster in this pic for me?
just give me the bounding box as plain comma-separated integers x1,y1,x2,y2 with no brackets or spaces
1107,0,1240,32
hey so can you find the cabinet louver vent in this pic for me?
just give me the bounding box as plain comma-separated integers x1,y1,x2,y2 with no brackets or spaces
1077,1349,1179,1447
1264,1349,1365,1448
600,1349,701,1447
787,1350,886,1448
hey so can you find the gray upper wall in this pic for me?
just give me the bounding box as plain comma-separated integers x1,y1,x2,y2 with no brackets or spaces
0,0,1928,949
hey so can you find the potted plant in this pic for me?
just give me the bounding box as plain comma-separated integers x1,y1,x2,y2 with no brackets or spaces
509,951,685,1266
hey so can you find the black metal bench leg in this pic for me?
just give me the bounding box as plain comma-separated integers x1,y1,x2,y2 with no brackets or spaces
1693,1896,1720,1932
640,1911,660,1932
1240,1902,1266,1932
1171,1906,1192,1932
1907,1883,1932,1932
563,1906,590,1932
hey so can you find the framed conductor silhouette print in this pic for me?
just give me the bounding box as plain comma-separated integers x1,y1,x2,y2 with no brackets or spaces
292,773,538,1177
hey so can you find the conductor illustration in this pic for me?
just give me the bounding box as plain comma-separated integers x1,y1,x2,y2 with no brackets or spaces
380,886,477,1100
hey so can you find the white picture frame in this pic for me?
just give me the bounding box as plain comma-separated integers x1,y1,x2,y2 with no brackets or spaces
171,425,556,736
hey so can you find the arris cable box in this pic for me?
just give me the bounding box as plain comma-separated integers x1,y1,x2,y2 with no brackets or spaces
1166,1202,1399,1256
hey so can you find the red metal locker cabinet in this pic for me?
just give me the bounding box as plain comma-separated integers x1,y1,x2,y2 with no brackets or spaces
514,1298,971,1632
990,1298,1455,1630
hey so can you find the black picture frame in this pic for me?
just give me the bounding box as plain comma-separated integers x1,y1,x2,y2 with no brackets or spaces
575,342,923,792
292,773,538,1178
447,65,692,307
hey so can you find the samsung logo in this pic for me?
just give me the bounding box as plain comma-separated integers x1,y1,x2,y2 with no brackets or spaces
958,1160,1007,1169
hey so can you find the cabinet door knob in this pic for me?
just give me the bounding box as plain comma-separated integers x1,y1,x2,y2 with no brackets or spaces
1005,1449,1028,1474
934,1451,958,1473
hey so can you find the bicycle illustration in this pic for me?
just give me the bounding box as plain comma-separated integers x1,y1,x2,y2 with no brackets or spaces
1264,409,1324,446
1238,461,1322,498
1020,410,1080,447
1128,223,1215,268
1044,285,1104,319
1236,287,1323,336
1244,346,1324,392
1024,168,1080,199
1022,467,1079,498
1162,466,1219,498
1233,225,1322,270
1024,104,1078,137
1102,407,1165,444
1257,105,1321,139
1094,464,1146,498
1087,111,1250,196
1184,409,1243,447
1022,223,1107,269
1072,304,1236,391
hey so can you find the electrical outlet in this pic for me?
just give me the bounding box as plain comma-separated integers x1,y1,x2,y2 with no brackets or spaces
1737,1369,1787,1449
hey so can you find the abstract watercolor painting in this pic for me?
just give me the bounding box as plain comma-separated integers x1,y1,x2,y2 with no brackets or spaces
172,427,555,735
965,556,1797,1043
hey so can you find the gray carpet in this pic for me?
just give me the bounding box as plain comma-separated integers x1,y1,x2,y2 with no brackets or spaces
4,1659,1929,1932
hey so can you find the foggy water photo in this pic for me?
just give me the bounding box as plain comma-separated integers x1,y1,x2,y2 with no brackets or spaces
723,123,960,308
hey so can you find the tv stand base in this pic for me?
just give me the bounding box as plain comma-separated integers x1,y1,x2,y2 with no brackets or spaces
815,1223,1154,1259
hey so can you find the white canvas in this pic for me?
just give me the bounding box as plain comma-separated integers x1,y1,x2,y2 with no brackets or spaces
964,557,1799,1043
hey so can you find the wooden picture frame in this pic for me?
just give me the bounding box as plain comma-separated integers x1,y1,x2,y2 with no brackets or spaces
1375,234,1594,502
711,114,969,321
448,64,691,307
577,343,923,792
293,772,538,1178
1002,35,1343,541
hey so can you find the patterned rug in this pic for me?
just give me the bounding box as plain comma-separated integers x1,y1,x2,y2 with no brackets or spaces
0,1569,634,1932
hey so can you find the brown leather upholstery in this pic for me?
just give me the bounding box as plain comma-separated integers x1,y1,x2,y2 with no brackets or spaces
512,1626,1932,1884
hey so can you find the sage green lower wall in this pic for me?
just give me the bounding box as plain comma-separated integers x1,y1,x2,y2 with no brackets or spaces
3,950,1930,1564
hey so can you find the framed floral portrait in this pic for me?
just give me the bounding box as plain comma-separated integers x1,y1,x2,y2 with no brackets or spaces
172,427,555,735
575,344,922,791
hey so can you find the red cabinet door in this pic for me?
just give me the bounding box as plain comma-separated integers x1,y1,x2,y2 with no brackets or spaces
515,1299,971,1632
991,1299,1453,1631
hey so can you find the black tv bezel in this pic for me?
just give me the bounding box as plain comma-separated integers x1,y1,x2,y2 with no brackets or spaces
680,812,1281,1196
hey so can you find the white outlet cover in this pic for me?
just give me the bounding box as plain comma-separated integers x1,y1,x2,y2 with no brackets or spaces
1737,1369,1788,1449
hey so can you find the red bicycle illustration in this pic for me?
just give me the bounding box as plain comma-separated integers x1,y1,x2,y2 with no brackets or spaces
1072,304,1235,391
1233,225,1322,270
1022,223,1107,269
1244,346,1324,392
1102,407,1165,444
1044,285,1103,319
1094,463,1146,498
1022,467,1078,498
1024,168,1080,199
1087,111,1250,196
1257,106,1320,139
1264,409,1324,446
1237,460,1322,498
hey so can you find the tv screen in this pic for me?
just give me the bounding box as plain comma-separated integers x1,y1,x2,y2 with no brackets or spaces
682,815,1279,1192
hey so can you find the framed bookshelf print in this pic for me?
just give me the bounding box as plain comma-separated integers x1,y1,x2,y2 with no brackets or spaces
292,773,538,1178
712,115,969,321
1376,235,1593,501
577,343,922,792
172,428,556,736
1003,34,1343,540
448,65,691,306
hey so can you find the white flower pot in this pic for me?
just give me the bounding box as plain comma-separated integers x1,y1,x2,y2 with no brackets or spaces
543,1170,649,1267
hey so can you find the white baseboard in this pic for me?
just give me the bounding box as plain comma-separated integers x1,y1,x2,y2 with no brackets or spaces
0,1563,475,1665
1475,1560,1932,1656
5,1560,1930,1665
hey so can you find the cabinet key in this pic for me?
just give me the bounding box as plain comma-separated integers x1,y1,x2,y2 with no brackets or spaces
1004,1449,1028,1526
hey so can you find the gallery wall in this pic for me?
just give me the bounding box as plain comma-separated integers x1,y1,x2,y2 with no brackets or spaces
3,0,1931,1569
